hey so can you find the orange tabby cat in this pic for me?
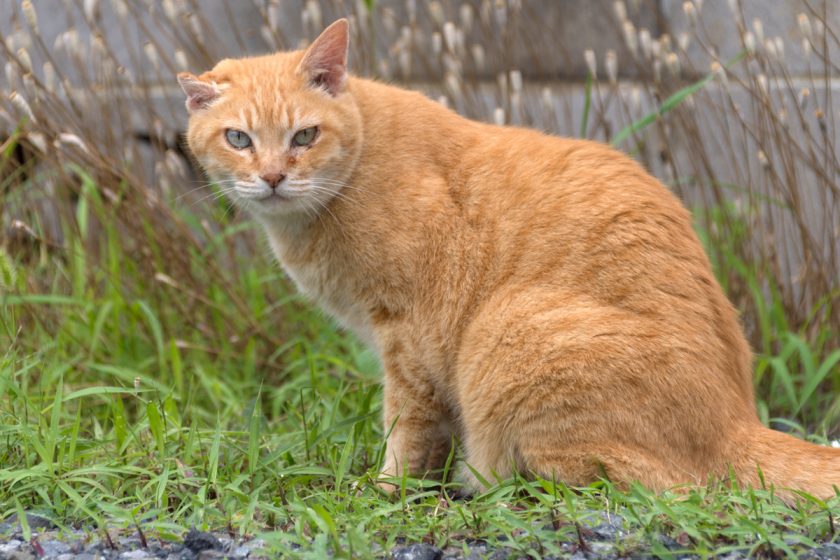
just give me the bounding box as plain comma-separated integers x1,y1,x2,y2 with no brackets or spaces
179,20,840,498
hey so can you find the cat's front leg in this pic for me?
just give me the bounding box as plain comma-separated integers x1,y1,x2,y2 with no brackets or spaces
378,371,453,491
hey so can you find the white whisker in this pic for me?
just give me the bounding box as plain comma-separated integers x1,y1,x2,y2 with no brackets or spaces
176,180,236,200
190,186,238,207
305,185,357,205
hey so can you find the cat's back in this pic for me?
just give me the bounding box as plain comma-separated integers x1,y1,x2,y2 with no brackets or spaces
454,124,736,332
464,125,687,226
450,123,752,393
458,126,698,266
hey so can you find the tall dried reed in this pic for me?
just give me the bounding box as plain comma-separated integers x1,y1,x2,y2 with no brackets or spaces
1,0,837,357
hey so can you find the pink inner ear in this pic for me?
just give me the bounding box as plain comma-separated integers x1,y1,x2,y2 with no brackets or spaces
311,63,345,95
177,74,220,112
300,20,349,96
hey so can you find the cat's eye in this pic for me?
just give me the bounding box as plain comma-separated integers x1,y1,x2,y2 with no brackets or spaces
225,129,252,150
292,126,318,147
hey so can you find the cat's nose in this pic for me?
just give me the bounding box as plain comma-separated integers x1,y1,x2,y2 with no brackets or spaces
260,172,286,189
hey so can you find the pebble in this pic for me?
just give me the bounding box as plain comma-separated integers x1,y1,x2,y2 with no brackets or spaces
183,529,221,554
120,550,153,559
0,513,57,535
38,540,71,557
0,539,23,553
0,525,264,560
231,545,251,557
801,543,840,559
196,551,228,559
391,543,443,560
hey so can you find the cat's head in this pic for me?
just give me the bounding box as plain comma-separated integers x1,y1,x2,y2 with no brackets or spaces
178,19,362,219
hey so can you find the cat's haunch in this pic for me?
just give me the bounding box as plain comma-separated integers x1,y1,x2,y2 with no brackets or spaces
180,19,840,498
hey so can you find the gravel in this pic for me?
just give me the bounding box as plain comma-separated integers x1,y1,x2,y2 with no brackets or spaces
0,515,269,560
390,543,443,560
182,530,222,555
2,511,839,559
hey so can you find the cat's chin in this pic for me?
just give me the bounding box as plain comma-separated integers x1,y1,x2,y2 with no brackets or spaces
238,194,311,220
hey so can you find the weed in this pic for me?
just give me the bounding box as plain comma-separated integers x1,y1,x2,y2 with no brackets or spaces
0,1,837,557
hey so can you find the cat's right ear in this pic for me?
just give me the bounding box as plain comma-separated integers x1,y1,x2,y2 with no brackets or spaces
298,19,350,96
177,73,220,113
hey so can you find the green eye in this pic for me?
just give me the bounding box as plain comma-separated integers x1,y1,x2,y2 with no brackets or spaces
292,126,318,147
225,129,252,149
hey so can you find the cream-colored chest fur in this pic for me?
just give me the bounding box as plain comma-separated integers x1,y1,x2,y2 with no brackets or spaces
264,224,377,349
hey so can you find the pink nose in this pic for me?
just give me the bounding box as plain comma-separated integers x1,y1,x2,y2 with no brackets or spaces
260,172,285,188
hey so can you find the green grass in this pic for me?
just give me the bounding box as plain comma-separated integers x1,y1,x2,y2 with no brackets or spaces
1,172,838,559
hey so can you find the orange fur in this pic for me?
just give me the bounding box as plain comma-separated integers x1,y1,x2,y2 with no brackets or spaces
180,20,840,498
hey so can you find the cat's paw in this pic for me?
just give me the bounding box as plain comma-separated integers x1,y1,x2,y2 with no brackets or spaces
375,479,400,494
349,474,400,496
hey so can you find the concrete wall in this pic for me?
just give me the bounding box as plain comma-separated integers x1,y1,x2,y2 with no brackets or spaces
3,0,836,85
1,0,836,303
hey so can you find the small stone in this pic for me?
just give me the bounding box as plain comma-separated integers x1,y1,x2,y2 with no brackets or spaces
442,545,480,560
5,550,37,560
183,528,222,553
588,540,618,556
232,545,251,557
242,538,266,552
38,539,71,557
799,543,840,560
0,539,23,553
657,534,683,550
197,550,228,559
121,550,152,559
391,543,443,560
487,548,513,560
1,513,57,534
587,511,625,540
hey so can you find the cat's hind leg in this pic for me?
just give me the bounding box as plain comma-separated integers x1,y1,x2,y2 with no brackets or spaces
454,366,691,493
455,290,742,493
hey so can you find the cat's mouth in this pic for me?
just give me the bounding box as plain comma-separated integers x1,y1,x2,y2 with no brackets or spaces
242,190,302,215
258,192,290,202
231,182,315,217
242,190,291,204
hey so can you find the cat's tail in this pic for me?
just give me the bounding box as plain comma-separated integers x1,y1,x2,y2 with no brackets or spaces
733,425,840,499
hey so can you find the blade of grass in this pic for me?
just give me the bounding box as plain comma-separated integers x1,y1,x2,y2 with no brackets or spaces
612,51,746,146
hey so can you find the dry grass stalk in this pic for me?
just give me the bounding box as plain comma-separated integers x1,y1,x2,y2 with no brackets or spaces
0,0,836,356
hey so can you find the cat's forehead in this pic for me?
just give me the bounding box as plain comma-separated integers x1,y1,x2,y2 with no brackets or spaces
210,52,304,92
203,53,322,131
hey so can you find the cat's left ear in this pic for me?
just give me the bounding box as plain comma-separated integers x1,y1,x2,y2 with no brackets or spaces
177,72,221,113
298,19,350,96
